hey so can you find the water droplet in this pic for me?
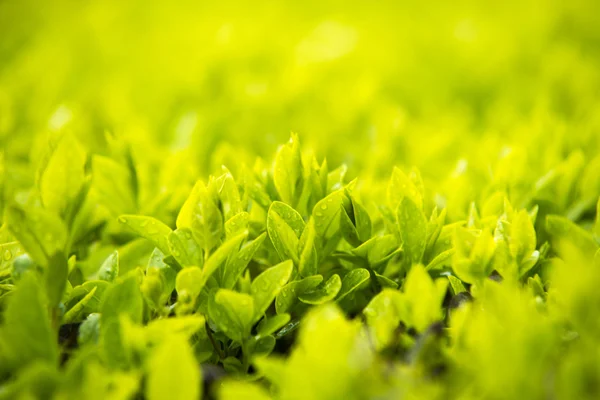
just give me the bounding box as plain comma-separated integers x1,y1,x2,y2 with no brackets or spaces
282,291,289,298
140,219,149,228
118,216,127,224
327,198,333,203
320,204,327,210
3,250,12,261
315,211,323,217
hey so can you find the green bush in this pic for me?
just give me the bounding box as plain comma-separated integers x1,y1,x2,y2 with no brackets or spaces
1,1,600,399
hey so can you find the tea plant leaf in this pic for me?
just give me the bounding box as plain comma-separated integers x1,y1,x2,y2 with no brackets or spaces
336,268,369,302
257,313,291,338
275,275,323,314
298,274,342,305
39,134,87,215
267,201,305,263
146,334,201,400
177,180,223,254
396,197,427,266
168,229,202,268
222,233,267,289
97,251,119,282
251,260,293,322
208,289,255,342
0,273,58,371
118,215,172,256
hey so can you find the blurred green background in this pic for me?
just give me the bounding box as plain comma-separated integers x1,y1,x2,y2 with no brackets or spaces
1,0,599,186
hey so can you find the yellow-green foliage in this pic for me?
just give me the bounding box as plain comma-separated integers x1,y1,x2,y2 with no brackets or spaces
1,0,600,399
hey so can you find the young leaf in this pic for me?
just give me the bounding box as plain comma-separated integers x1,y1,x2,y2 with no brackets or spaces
297,218,318,277
0,273,58,370
39,134,87,215
208,289,255,342
44,252,68,309
225,212,249,239
251,260,294,323
118,215,172,256
219,173,243,221
146,334,202,400
168,229,203,268
447,275,467,295
387,166,423,211
336,268,369,302
267,202,305,263
257,313,291,338
275,275,323,314
402,264,448,332
6,206,67,267
546,215,599,257
100,274,143,325
396,197,427,265
312,190,345,237
91,155,137,216
97,251,119,282
176,267,203,302
273,134,302,205
222,233,267,289
298,274,342,305
177,180,224,254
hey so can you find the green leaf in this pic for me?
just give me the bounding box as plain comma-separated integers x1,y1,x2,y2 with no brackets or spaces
340,192,372,247
298,218,318,277
146,334,201,400
0,241,24,271
253,335,276,355
201,231,248,291
508,210,537,265
0,273,58,371
168,229,203,268
97,251,119,282
267,201,305,263
401,264,448,332
595,197,600,240
425,248,455,271
251,260,294,323
275,275,323,314
219,173,243,221
452,227,495,284
39,134,87,215
208,289,255,342
546,214,599,257
100,274,143,325
44,252,68,309
225,212,249,239
177,180,224,254
78,313,101,346
219,381,272,400
336,268,369,302
312,190,346,237
447,275,467,295
363,289,404,350
91,155,137,216
64,286,98,324
387,166,423,211
222,233,267,289
298,274,342,305
118,215,172,256
273,134,303,205
396,197,427,265
176,267,203,302
6,206,67,267
257,313,291,338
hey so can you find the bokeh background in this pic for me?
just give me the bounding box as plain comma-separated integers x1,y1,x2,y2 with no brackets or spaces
1,0,600,204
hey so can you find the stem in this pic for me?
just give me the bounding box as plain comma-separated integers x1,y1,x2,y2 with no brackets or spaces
206,322,225,360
